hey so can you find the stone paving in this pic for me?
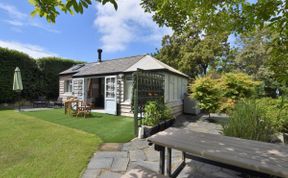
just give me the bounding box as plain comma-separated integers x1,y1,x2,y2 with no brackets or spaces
82,114,243,178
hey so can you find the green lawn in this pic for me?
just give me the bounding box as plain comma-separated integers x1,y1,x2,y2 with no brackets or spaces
0,109,134,177
22,109,134,143
0,110,101,178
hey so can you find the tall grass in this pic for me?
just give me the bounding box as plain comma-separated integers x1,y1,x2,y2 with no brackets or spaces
223,99,275,142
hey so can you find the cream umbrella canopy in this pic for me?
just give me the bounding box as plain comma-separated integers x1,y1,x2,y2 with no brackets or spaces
13,67,23,111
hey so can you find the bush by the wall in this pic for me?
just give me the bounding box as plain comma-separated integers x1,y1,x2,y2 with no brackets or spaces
223,99,276,142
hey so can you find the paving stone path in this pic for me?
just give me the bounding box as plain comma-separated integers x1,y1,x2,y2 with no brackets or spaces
82,114,243,178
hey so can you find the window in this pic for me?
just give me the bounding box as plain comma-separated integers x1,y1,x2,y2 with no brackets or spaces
124,75,133,103
64,80,72,93
165,74,187,102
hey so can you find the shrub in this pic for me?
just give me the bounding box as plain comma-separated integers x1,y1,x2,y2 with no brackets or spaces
219,72,261,113
276,96,288,133
221,72,261,100
223,99,276,142
256,97,288,132
142,101,173,126
190,75,221,117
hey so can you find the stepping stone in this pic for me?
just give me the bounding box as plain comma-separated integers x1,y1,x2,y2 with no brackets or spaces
111,158,129,172
100,143,122,151
94,151,128,158
81,169,101,178
87,157,113,169
129,150,146,161
99,171,123,178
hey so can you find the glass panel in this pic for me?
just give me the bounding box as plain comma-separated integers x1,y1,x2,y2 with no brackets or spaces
65,80,72,93
106,77,116,98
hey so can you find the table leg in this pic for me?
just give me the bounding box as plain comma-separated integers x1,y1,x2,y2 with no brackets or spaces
159,146,165,174
166,147,172,176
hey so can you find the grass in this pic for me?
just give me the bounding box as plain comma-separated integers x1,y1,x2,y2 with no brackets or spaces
0,110,102,178
22,109,134,143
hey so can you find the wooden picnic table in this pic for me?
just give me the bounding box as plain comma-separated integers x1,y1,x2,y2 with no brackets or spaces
148,127,288,178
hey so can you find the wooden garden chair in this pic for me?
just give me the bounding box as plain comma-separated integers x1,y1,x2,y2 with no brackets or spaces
76,101,92,118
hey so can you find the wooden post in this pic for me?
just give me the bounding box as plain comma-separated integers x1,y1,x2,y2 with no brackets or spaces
133,70,139,136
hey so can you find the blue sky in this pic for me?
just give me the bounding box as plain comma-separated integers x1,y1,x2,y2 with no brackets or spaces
0,0,171,62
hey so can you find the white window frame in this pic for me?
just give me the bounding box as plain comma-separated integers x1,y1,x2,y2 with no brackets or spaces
64,80,72,93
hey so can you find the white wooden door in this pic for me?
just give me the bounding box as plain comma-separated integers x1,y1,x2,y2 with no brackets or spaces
105,76,117,115
72,78,84,100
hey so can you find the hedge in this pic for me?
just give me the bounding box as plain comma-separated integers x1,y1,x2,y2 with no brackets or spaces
37,57,82,99
0,47,82,103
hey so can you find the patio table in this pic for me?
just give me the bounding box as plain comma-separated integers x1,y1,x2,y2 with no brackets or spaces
148,127,288,178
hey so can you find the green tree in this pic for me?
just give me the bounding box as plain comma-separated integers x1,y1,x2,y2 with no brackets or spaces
141,0,287,36
190,75,222,117
234,28,271,75
142,0,288,83
231,27,286,96
155,27,229,78
29,0,118,23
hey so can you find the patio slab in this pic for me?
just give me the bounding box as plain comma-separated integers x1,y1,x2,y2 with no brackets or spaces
129,150,146,162
82,114,243,178
88,157,113,169
82,169,101,178
94,151,128,159
111,158,129,172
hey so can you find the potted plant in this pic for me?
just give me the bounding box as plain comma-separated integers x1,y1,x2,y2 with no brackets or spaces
141,101,175,138
142,101,161,138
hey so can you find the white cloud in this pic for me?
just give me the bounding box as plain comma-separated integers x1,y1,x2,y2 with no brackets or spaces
0,3,26,19
0,3,60,33
94,0,172,52
0,40,58,58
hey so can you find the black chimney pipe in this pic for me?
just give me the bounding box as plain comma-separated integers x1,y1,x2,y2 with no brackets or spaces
97,49,103,63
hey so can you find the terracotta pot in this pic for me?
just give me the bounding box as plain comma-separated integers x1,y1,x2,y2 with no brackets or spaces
283,133,288,144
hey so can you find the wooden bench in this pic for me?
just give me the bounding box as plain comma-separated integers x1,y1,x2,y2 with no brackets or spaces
121,166,168,178
148,127,288,178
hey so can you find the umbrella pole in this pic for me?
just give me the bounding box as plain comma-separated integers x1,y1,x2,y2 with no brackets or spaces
18,92,21,112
